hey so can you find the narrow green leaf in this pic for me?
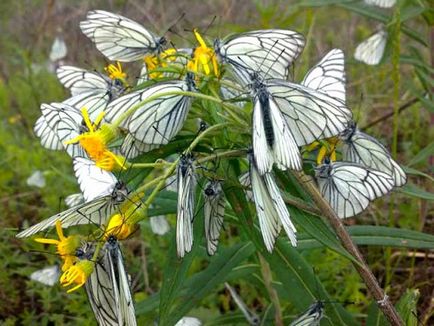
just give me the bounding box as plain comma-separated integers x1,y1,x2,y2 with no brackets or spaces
399,183,434,201
403,166,434,182
408,141,434,166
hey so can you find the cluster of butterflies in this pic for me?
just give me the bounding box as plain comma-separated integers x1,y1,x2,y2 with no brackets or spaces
20,5,406,325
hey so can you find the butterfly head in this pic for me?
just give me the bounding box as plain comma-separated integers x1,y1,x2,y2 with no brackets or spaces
204,180,222,197
315,157,332,178
179,152,195,176
106,234,118,251
185,72,197,91
339,121,357,141
112,181,128,202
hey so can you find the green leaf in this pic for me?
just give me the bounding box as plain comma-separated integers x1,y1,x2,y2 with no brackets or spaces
164,242,256,325
408,141,434,166
399,183,434,201
403,166,434,182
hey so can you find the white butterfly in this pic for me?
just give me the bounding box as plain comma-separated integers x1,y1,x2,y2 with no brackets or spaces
225,282,260,326
214,29,305,85
16,179,129,238
30,265,60,286
250,72,351,174
26,170,46,188
105,73,196,159
315,159,394,218
203,180,225,255
289,301,324,326
239,172,254,202
80,10,166,62
80,239,136,326
57,65,125,100
354,30,387,65
176,153,196,257
340,122,406,187
150,215,170,235
49,36,68,62
250,156,297,251
364,0,396,8
65,193,84,208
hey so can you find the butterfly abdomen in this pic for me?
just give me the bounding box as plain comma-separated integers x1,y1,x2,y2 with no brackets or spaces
258,91,275,147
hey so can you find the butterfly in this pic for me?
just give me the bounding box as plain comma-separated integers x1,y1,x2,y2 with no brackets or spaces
249,155,297,251
250,69,351,175
150,215,170,235
339,121,406,187
225,282,260,326
105,73,196,159
49,36,68,62
315,158,394,218
80,10,166,62
16,170,129,238
203,180,225,255
174,317,202,326
354,30,387,65
56,65,125,100
80,239,136,326
214,29,305,85
65,193,85,208
30,265,60,286
289,301,324,326
364,0,396,8
176,153,196,257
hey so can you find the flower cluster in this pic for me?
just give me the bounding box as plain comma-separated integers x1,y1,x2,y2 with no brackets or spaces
19,8,406,325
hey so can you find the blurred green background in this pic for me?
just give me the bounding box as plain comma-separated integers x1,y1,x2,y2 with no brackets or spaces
0,0,432,325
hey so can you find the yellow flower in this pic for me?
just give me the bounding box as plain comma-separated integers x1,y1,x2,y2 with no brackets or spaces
305,137,339,164
35,220,81,271
104,213,136,240
64,108,128,172
105,62,128,86
187,29,219,77
60,260,94,293
144,48,179,79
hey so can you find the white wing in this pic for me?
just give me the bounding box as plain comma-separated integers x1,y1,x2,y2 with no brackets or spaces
252,93,301,174
316,162,394,218
65,193,85,208
364,0,396,8
354,30,387,65
16,184,129,238
30,265,60,286
120,134,160,159
57,66,109,96
250,160,296,251
103,239,137,326
341,127,406,187
175,317,202,326
150,215,170,235
73,157,118,202
49,36,67,62
80,10,162,62
215,29,305,85
34,115,63,150
239,172,254,202
225,283,260,325
203,180,225,255
289,302,324,326
63,91,110,120
127,81,193,146
268,80,352,145
176,155,196,257
301,49,346,103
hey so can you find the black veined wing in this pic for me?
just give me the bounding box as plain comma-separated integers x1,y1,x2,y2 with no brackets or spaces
80,10,165,62
249,156,297,252
301,49,346,103
354,30,387,66
289,301,324,326
225,282,260,326
266,78,352,147
30,265,60,286
239,172,254,202
16,180,129,238
73,157,120,202
203,180,225,255
34,114,63,151
340,122,406,187
65,193,85,208
214,29,305,85
63,90,110,120
120,134,160,159
102,235,137,326
315,160,394,218
176,153,196,257
364,0,396,8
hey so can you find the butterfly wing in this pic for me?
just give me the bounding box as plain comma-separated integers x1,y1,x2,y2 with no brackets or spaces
203,181,225,255
34,115,63,151
342,128,406,187
80,10,161,62
268,80,352,146
73,157,118,202
57,66,110,96
364,0,396,8
289,302,324,326
216,29,305,85
354,30,387,65
316,162,394,218
30,265,60,286
301,49,346,103
176,157,196,257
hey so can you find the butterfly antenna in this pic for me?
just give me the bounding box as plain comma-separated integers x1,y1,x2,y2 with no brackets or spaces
165,13,186,37
204,16,217,34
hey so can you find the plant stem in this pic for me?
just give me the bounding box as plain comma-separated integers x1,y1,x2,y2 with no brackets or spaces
293,171,404,326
